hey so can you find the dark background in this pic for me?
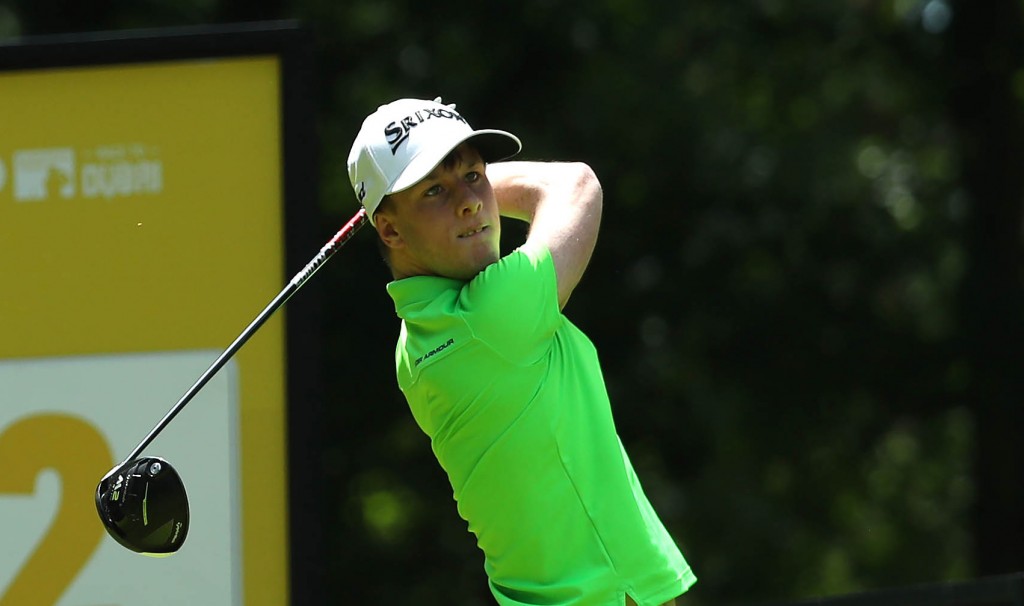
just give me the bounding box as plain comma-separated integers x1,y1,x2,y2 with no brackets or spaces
2,1,1022,604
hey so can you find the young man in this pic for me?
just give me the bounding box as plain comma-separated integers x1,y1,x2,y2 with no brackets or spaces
348,98,696,606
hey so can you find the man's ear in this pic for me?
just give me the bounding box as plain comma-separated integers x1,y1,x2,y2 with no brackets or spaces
375,213,405,250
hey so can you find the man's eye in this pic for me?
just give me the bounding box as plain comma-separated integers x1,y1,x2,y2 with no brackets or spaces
465,171,480,183
425,185,443,197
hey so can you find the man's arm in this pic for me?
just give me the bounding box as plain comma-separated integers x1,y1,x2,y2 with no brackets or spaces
487,161,603,309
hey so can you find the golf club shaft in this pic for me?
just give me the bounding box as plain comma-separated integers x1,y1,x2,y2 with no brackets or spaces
119,208,369,467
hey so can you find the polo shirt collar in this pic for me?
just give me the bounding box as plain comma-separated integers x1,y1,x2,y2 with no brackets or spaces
386,275,464,318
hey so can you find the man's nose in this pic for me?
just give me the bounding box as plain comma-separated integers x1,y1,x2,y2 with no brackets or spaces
456,182,482,215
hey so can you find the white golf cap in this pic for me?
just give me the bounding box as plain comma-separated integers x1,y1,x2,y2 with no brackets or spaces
347,97,522,225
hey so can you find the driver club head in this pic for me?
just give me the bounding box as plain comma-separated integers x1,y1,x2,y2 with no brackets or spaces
95,456,190,556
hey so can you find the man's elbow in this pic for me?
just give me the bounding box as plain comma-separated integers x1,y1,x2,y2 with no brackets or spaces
570,162,603,212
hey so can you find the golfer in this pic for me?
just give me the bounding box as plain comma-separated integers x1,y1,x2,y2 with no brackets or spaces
348,97,696,606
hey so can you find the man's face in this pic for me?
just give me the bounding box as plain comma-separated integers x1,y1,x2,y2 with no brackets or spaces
376,143,501,280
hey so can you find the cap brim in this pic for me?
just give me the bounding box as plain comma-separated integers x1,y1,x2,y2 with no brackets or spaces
388,129,522,196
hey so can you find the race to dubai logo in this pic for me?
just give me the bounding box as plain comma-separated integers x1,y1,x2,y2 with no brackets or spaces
8,143,163,202
79,143,162,200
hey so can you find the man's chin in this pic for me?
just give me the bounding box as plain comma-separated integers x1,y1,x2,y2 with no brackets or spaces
459,251,500,280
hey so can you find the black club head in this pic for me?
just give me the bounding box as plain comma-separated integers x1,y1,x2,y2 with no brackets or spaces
95,457,189,556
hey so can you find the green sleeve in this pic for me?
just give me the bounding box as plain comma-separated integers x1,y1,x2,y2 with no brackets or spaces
459,244,561,365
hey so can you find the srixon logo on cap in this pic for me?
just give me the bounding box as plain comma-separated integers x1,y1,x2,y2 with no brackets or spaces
384,107,468,155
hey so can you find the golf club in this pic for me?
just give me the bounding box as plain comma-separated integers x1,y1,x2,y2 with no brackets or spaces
95,208,369,556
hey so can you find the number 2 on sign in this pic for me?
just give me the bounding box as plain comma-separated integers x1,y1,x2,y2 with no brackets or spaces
0,414,113,606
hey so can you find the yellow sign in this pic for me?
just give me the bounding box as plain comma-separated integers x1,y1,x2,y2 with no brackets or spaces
0,56,288,605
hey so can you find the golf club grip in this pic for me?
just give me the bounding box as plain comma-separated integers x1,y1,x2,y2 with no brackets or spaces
120,208,370,466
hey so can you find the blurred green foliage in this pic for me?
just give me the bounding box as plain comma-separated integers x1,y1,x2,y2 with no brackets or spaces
3,0,1022,604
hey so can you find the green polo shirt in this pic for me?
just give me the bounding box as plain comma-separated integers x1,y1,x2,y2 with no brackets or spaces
386,244,696,606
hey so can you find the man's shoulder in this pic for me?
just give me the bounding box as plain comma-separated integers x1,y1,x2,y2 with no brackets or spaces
449,244,561,363
461,244,554,310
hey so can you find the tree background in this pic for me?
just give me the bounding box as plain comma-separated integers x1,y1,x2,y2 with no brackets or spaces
2,0,1022,604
